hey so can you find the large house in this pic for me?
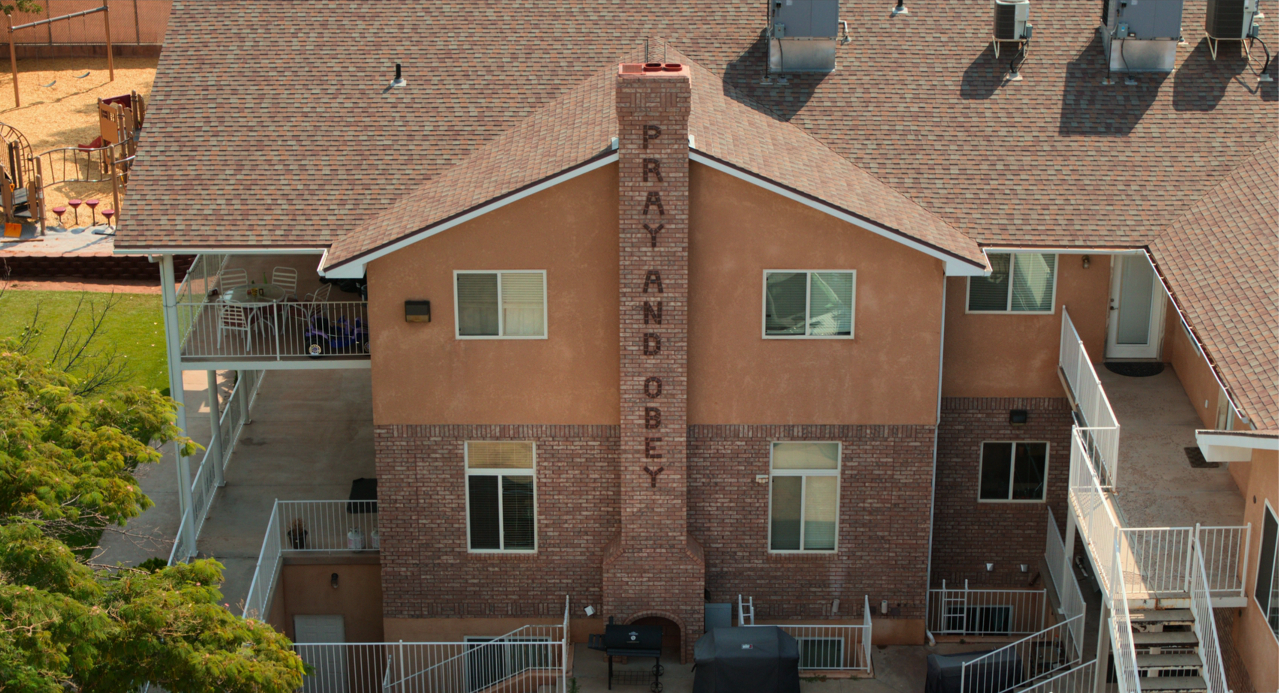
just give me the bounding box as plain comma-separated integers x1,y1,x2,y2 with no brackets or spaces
117,1,1277,692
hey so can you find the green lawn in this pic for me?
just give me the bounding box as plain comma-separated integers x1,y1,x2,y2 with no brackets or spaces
0,290,169,393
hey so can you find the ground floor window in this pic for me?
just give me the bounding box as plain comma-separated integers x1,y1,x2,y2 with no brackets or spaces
769,442,840,552
464,636,552,691
1255,503,1279,639
797,637,844,669
466,442,536,552
944,605,1013,635
978,442,1048,502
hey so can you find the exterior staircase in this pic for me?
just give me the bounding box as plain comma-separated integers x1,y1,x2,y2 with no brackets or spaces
1128,606,1209,692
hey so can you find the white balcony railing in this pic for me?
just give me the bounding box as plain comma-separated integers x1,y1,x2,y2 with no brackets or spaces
1189,536,1231,693
1045,508,1086,660
1060,308,1121,487
1017,660,1097,693
168,369,265,565
243,500,380,620
739,595,873,673
178,300,370,361
927,582,1047,636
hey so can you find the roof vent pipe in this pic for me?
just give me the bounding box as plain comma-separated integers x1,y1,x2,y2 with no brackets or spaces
893,0,909,15
390,63,406,88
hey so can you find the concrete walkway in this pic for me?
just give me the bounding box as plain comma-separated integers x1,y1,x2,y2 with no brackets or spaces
197,368,374,612
95,368,375,615
1099,368,1244,529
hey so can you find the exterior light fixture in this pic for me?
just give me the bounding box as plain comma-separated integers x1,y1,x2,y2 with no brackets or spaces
405,300,431,323
1010,409,1029,425
1020,564,1029,573
1082,255,1091,269
985,563,995,572
330,572,340,589
584,605,596,616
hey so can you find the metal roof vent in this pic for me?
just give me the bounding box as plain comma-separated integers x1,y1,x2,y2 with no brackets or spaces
768,0,841,74
1100,0,1184,75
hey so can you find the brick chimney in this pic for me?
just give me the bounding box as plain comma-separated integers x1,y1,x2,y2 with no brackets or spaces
602,62,705,663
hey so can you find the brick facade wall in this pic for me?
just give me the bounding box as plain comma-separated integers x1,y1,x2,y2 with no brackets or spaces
374,424,619,619
1216,607,1258,693
689,424,937,622
932,397,1072,588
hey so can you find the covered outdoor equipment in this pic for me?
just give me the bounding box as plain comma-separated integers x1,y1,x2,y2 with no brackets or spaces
693,627,800,693
925,649,1024,693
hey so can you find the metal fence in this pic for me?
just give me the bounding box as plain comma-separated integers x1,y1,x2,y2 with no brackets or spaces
167,368,264,565
926,582,1047,636
739,595,873,673
1059,308,1121,488
1197,524,1252,598
243,500,380,620
10,0,170,45
1044,508,1086,660
1016,659,1096,693
1189,536,1231,693
959,614,1084,693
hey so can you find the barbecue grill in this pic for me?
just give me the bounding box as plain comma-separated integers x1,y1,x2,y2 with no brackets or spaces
588,621,665,692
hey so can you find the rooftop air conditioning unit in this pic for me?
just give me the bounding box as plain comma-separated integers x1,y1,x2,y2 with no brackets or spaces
994,0,1031,42
768,0,841,74
1101,0,1183,73
1205,0,1259,40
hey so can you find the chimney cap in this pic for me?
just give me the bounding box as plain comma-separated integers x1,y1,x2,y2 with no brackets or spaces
619,62,688,77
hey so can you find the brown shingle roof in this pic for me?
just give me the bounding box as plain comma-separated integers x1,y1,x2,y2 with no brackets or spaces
117,0,1277,252
324,45,985,270
1151,139,1279,430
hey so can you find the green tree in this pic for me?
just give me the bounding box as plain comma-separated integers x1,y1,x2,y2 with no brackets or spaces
1,1,43,16
0,346,307,692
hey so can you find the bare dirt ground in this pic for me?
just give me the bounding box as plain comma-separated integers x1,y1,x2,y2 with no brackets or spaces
0,56,157,225
3,277,161,293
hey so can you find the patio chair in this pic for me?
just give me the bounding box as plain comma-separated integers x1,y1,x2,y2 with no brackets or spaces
217,303,253,351
219,268,249,293
271,266,299,300
290,282,332,323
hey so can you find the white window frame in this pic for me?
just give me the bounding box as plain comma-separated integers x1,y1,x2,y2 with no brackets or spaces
464,441,538,553
976,441,1050,503
767,441,841,554
1254,500,1279,642
761,270,857,340
453,270,548,340
965,253,1058,315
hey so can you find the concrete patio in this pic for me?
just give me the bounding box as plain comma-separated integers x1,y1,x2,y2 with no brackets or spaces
1099,368,1244,529
96,368,375,613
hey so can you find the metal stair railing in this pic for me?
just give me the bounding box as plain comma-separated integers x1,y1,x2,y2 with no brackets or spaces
959,614,1085,693
1189,535,1232,693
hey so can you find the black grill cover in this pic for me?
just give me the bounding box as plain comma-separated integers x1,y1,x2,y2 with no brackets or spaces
693,627,800,693
925,649,1024,693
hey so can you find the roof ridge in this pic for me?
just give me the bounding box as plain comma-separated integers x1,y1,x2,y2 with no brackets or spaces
1153,134,1280,245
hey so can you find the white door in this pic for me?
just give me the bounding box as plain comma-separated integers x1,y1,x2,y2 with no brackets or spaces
1106,254,1165,359
294,615,348,693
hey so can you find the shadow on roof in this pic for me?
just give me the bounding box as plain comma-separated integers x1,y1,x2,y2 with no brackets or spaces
722,33,825,122
1174,37,1278,107
1058,32,1167,137
960,43,1009,100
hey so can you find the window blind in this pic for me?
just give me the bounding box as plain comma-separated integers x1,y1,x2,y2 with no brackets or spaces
467,442,534,469
773,442,840,470
1011,254,1056,312
501,476,536,550
809,272,853,336
803,476,838,550
458,273,500,336
500,272,545,337
770,476,803,550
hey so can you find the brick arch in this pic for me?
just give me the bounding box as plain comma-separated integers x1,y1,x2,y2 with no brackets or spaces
625,610,688,660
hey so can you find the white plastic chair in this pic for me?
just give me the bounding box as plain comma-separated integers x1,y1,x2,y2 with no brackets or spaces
291,282,332,325
217,303,253,352
302,282,331,304
271,266,298,300
219,268,249,293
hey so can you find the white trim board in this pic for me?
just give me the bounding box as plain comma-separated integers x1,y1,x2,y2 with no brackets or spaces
115,247,327,256
689,151,988,277
320,154,620,279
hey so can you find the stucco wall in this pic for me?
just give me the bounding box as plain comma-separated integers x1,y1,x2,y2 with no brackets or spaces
366,164,621,426
1162,295,1223,430
1235,449,1279,693
688,164,944,426
942,254,1109,399
274,560,384,643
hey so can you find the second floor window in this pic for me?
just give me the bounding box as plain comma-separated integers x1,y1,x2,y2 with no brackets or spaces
455,271,546,338
466,441,537,552
770,442,841,552
763,271,855,338
967,253,1057,313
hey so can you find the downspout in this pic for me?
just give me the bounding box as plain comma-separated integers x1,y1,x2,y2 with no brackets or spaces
924,272,947,645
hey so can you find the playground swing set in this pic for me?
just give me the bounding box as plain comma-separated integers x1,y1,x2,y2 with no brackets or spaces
0,2,142,238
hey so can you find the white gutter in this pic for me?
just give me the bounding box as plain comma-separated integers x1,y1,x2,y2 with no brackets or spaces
1195,429,1278,463
115,247,327,256
688,151,988,277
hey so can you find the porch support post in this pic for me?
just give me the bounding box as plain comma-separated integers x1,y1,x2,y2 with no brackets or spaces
1094,599,1113,693
1063,506,1078,595
237,370,250,425
207,369,225,487
159,254,196,557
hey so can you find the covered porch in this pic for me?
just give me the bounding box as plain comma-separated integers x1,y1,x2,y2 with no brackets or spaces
172,253,369,368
